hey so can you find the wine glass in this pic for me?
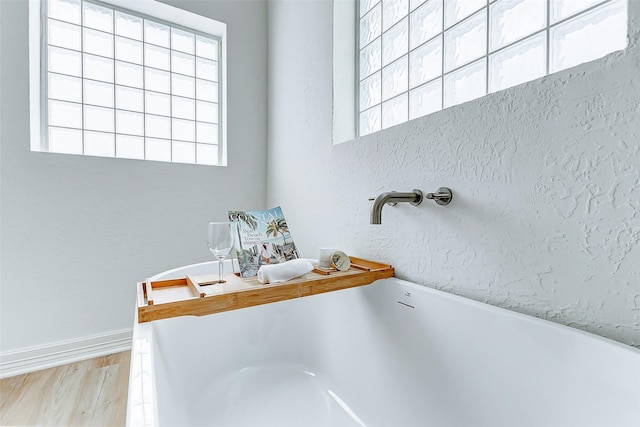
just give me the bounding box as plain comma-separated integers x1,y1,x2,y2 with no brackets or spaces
207,222,236,284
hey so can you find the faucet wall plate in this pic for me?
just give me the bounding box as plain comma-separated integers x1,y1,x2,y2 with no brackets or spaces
409,189,423,206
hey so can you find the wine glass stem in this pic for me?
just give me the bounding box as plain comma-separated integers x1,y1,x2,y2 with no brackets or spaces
218,256,225,283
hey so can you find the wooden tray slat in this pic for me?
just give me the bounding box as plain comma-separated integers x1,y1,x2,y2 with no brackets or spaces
137,257,393,323
186,276,206,298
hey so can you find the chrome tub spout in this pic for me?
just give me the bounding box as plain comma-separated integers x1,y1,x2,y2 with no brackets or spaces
370,190,423,225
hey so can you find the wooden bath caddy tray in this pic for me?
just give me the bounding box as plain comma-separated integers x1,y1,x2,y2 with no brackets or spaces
136,257,394,323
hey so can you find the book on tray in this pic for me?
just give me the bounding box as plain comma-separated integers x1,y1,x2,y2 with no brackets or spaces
228,206,301,277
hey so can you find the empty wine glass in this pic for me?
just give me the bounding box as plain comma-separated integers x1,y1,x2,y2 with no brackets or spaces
207,222,236,284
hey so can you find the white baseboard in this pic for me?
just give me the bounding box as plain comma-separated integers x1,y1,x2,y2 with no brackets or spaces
0,328,132,379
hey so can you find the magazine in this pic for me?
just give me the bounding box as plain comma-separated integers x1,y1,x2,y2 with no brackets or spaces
228,206,301,277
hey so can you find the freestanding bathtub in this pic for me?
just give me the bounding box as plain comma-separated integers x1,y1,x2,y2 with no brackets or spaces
127,263,640,427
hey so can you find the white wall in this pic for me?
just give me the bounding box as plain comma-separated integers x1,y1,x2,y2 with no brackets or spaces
268,0,640,347
267,0,335,255
0,0,267,352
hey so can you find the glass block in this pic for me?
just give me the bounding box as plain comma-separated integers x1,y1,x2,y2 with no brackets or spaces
444,58,486,108
115,86,143,112
84,131,115,157
360,37,381,79
172,74,195,98
489,33,545,93
48,100,82,128
196,79,218,103
382,18,408,66
48,46,81,77
196,143,218,165
172,141,195,164
382,0,409,32
48,19,81,51
116,110,144,135
115,61,143,88
196,101,218,123
172,28,195,54
490,0,546,51
83,28,113,57
361,0,379,17
84,80,114,108
84,105,114,132
84,54,114,83
409,36,442,88
116,135,144,159
145,92,170,116
145,138,171,162
172,118,195,141
145,45,170,71
48,0,80,25
196,58,218,81
551,0,603,23
382,55,408,101
359,71,381,111
409,78,442,119
145,115,170,139
145,68,170,93
196,122,218,144
360,3,381,48
49,126,82,154
144,20,170,48
83,2,113,33
445,0,486,27
359,106,381,136
115,37,143,64
410,0,442,49
172,96,195,120
48,73,82,102
172,51,195,76
196,35,219,60
410,0,427,11
382,93,408,129
550,0,627,73
444,10,486,72
115,11,143,40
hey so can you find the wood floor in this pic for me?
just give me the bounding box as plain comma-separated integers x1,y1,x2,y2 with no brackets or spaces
0,351,130,426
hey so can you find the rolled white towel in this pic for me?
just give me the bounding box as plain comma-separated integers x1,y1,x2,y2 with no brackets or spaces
257,259,314,284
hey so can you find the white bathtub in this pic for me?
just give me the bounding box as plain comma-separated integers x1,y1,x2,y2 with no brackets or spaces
127,263,640,427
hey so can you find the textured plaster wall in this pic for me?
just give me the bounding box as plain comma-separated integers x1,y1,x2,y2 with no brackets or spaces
268,0,640,346
0,0,268,352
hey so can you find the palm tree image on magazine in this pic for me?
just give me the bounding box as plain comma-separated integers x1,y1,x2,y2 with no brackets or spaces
228,206,301,277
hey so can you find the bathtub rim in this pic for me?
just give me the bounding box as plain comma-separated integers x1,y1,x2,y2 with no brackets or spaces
387,277,640,356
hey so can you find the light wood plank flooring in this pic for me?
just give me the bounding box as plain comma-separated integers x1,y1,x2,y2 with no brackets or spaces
0,351,130,426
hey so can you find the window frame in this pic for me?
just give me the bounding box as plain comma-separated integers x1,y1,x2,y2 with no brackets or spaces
356,0,628,136
30,0,228,166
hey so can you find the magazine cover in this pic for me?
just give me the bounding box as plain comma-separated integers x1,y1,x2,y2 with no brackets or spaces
228,206,301,277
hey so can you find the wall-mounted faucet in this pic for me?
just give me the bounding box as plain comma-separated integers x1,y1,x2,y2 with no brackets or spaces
369,190,423,225
369,187,453,224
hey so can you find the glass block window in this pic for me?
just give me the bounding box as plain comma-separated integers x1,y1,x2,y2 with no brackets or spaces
43,0,222,165
358,0,627,135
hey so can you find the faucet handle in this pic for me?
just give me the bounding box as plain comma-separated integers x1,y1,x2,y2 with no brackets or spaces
426,187,453,205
